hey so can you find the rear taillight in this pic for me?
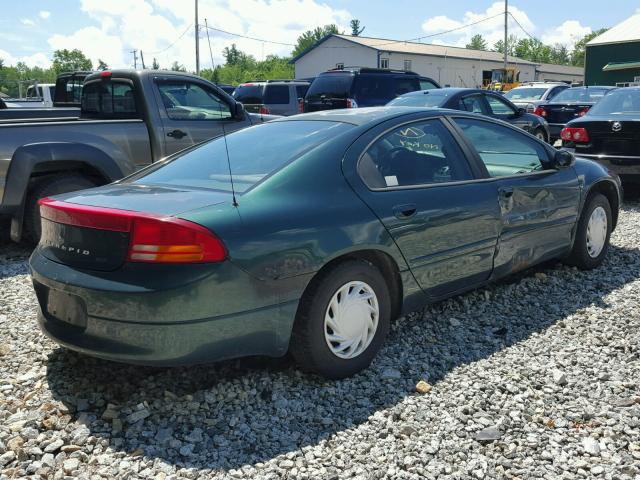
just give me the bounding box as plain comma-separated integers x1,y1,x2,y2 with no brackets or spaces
299,98,304,113
346,98,358,108
578,106,590,117
534,106,547,117
39,199,226,264
259,105,270,114
561,127,590,143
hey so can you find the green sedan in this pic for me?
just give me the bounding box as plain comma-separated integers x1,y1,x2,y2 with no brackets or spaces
30,107,621,378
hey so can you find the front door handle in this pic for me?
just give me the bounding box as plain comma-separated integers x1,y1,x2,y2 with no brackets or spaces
499,187,514,198
393,204,417,220
167,129,187,139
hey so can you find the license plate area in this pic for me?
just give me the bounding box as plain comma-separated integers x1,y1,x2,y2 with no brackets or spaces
45,288,87,328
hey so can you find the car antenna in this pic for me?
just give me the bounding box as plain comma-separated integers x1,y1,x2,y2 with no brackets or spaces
219,101,238,207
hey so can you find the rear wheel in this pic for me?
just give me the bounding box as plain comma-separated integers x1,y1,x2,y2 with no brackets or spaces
533,127,548,143
290,260,391,379
23,174,98,244
565,193,612,270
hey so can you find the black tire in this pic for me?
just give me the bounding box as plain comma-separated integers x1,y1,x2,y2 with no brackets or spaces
533,127,548,143
565,193,612,270
23,174,98,245
290,259,391,379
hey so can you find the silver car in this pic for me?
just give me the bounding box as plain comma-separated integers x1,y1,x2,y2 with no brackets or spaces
504,82,570,113
233,80,310,116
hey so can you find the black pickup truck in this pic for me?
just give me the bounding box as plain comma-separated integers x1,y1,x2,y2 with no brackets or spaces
0,69,275,243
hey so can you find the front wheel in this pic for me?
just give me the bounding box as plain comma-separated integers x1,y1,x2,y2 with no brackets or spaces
289,260,391,379
533,127,548,143
565,193,612,270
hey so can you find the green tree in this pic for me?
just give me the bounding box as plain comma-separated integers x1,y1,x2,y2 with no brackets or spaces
493,34,519,57
292,24,341,57
170,61,186,72
465,34,487,51
350,19,365,36
550,44,570,65
97,59,108,71
571,28,608,66
152,58,160,69
0,58,4,70
51,49,92,73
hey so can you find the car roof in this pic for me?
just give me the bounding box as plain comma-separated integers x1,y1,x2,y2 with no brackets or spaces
274,106,448,126
401,88,484,97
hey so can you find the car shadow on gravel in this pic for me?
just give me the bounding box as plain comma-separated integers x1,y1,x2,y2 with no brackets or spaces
44,242,640,472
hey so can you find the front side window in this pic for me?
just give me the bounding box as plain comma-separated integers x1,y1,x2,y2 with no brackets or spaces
485,94,516,117
158,81,231,120
454,118,547,177
358,119,473,189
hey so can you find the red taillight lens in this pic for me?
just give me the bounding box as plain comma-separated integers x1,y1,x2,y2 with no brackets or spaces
299,98,304,113
578,106,590,117
38,198,226,264
561,127,590,143
534,106,547,117
259,105,270,114
346,98,358,108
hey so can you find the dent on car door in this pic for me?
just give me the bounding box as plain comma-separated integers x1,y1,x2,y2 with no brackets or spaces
452,117,581,277
345,117,502,299
155,79,234,155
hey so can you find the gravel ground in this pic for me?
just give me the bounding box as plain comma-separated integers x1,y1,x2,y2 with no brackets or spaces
1,203,639,480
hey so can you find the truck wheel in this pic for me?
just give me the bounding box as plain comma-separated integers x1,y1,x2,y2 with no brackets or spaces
23,174,98,245
289,259,391,379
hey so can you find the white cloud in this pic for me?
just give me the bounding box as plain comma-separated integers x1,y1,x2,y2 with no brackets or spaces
43,0,351,70
21,18,36,27
541,20,591,49
39,11,51,19
0,48,51,68
420,2,590,51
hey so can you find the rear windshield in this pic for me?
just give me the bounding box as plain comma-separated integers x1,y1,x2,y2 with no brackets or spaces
387,90,450,107
81,81,138,118
553,87,610,103
588,89,640,115
505,87,547,101
306,74,354,101
233,84,264,104
133,121,353,193
264,85,290,104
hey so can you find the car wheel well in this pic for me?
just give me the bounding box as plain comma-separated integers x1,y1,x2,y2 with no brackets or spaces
303,250,403,321
587,181,618,230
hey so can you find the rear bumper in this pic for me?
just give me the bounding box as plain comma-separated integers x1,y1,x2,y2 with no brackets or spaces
30,250,300,366
549,123,566,139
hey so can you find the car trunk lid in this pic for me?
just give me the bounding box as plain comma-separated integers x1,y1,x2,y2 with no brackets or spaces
543,102,593,124
571,117,640,156
38,184,230,271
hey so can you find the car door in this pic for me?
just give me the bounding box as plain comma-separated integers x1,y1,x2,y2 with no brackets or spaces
344,116,502,299
154,78,236,155
483,93,533,133
451,116,581,278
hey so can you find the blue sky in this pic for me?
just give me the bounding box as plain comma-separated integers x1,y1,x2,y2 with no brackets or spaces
0,0,637,70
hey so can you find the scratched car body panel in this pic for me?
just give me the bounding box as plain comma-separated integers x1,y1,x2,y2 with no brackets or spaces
29,107,621,377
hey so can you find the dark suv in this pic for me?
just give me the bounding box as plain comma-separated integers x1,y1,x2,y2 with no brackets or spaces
233,80,310,116
302,67,440,112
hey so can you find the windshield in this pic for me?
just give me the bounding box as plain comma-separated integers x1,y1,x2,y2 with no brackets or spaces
505,87,547,101
233,84,264,104
133,121,353,193
306,74,354,101
553,87,611,103
588,89,640,115
387,91,449,107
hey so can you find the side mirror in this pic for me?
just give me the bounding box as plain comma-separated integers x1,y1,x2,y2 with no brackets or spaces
554,149,574,168
517,107,525,116
234,102,245,119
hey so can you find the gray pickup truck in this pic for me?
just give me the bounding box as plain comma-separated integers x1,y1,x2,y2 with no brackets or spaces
0,69,274,243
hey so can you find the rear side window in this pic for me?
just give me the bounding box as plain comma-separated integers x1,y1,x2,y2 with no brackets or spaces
306,74,354,100
82,81,138,118
264,85,290,104
295,84,309,99
233,84,264,104
358,119,473,189
353,75,395,102
459,95,484,113
134,121,353,193
420,78,439,90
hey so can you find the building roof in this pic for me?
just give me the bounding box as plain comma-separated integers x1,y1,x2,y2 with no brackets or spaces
587,14,640,46
536,63,584,75
292,34,537,66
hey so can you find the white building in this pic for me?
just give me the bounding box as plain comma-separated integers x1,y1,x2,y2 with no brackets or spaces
292,34,584,87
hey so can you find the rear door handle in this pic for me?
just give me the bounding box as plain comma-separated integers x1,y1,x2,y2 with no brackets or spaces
167,129,187,139
393,204,417,220
499,187,514,198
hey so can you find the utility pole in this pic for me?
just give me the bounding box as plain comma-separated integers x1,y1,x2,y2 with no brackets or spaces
195,0,200,75
140,50,146,69
131,49,138,69
504,0,508,71
205,19,215,71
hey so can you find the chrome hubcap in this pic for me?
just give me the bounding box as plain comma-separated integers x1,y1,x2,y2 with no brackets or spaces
586,206,607,258
324,281,379,359
536,131,545,141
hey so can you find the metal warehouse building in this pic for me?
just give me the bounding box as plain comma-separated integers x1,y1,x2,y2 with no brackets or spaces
585,13,640,86
292,34,584,87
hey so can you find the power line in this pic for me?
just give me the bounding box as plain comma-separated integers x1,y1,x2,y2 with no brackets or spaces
146,23,194,54
508,12,536,41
